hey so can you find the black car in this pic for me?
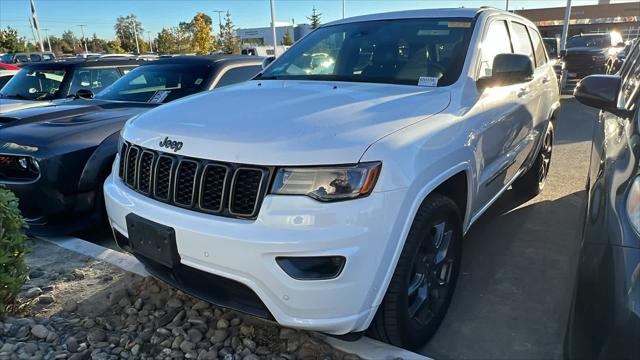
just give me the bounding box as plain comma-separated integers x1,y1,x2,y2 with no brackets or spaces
565,39,640,360
607,39,638,75
0,52,57,64
544,37,567,91
562,33,625,78
0,55,266,235
0,58,142,113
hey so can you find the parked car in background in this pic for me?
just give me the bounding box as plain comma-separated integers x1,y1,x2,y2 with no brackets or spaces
543,37,567,91
566,37,640,360
0,63,20,89
562,32,625,78
241,45,290,56
105,8,559,349
0,58,141,113
75,52,102,59
0,51,56,64
0,55,266,236
607,38,638,74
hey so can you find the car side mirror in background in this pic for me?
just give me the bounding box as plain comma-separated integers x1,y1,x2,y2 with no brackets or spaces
75,89,94,99
560,49,567,58
477,53,534,90
574,75,630,118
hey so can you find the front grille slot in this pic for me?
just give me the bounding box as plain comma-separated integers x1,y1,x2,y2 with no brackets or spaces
137,151,155,194
154,156,174,201
174,160,198,206
117,142,269,220
125,147,139,187
229,168,265,217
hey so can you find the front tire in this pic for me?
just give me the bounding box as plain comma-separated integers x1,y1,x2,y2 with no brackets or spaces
368,193,462,349
513,122,554,197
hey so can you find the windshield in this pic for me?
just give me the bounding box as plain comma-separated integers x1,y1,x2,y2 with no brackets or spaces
566,35,610,49
259,18,474,87
95,64,210,103
0,68,66,100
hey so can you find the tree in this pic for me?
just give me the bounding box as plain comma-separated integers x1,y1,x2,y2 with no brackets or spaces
176,22,194,53
281,28,294,46
61,30,78,49
220,11,239,54
307,6,321,29
192,12,214,55
0,27,28,53
156,27,178,55
115,14,144,53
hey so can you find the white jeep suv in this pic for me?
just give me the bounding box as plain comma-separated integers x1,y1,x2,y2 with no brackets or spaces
105,8,560,348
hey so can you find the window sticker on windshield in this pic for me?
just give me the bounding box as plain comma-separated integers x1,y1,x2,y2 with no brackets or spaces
418,29,450,36
418,76,439,87
195,78,203,85
447,22,471,28
148,90,170,104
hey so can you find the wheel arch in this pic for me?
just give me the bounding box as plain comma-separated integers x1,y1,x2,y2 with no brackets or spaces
77,131,119,193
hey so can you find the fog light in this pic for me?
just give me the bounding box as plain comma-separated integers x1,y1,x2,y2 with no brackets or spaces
276,256,346,280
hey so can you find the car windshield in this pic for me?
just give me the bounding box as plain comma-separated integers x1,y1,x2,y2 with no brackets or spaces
0,68,66,100
566,35,610,49
95,64,210,103
259,18,474,87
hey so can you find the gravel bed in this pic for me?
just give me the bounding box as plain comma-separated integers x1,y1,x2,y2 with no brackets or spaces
0,239,360,360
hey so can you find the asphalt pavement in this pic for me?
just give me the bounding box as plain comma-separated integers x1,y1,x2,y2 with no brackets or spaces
420,96,598,360
73,96,598,360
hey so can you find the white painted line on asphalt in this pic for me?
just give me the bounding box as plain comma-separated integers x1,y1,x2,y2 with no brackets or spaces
38,236,149,277
324,336,433,360
39,235,433,360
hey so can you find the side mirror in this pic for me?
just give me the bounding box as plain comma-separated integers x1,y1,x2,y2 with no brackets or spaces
75,89,94,99
477,53,533,89
560,49,567,58
574,75,630,118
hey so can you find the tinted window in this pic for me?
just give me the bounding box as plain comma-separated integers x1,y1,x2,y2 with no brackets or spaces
42,53,54,61
215,65,262,88
0,74,13,89
95,64,209,103
15,55,29,63
479,20,512,78
528,28,547,68
29,54,42,62
511,23,535,66
69,68,122,95
566,35,610,49
543,38,559,58
619,40,640,110
0,68,66,100
260,18,474,87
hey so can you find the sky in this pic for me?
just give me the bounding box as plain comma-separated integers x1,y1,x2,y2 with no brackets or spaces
1,0,638,41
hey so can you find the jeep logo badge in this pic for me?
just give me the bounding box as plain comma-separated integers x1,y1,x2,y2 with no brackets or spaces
159,137,183,152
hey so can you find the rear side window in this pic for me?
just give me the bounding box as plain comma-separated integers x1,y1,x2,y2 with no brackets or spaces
528,27,547,68
30,54,42,62
511,22,535,67
69,68,123,95
215,65,263,88
479,20,512,78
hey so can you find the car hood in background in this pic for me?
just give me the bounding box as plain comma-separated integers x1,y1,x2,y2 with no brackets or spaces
124,80,451,165
0,98,55,114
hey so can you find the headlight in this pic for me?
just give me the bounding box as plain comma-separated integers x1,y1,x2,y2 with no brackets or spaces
270,162,381,201
626,176,640,234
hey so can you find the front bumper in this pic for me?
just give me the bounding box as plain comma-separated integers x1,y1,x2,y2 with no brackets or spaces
104,173,406,334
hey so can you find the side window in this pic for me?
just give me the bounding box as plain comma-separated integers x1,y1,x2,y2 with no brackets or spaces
69,68,122,95
30,54,42,62
215,65,263,88
479,20,512,78
511,22,535,67
528,27,547,68
42,54,54,61
619,41,640,109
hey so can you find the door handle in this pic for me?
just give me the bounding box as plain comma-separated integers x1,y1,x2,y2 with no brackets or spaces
517,87,530,97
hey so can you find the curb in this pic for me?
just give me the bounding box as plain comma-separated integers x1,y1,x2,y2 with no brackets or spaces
39,235,433,360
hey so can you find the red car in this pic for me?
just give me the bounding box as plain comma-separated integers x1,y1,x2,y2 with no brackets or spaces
0,63,21,71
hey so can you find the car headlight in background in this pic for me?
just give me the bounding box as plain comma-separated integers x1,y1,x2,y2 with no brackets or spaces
626,176,640,234
271,162,381,201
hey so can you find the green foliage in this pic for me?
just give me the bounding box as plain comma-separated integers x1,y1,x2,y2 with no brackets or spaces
307,6,322,29
220,11,239,54
114,14,145,53
192,12,215,55
282,28,294,46
0,187,28,315
0,27,28,53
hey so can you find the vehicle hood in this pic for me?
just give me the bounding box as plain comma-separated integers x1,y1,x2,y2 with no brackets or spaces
0,98,54,114
124,80,451,165
0,99,156,156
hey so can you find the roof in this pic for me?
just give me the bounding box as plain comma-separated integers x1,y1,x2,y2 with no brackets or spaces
323,8,489,27
147,55,267,67
21,58,144,70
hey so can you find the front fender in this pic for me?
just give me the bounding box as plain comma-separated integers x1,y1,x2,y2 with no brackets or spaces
77,131,119,193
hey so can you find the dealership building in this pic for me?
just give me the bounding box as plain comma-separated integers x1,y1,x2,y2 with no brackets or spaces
515,1,639,40
237,23,313,46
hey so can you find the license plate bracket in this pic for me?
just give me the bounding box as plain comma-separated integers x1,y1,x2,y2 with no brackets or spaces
126,213,180,268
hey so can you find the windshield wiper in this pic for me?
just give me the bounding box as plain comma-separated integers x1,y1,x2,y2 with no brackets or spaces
1,93,33,100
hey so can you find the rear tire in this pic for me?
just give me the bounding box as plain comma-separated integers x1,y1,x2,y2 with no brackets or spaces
368,193,462,350
513,122,554,198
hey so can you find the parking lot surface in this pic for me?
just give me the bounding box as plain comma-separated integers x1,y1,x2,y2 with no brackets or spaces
421,96,598,359
73,96,598,359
